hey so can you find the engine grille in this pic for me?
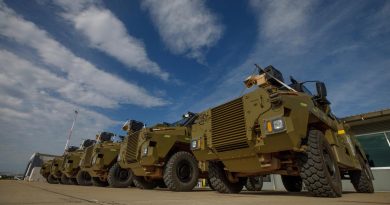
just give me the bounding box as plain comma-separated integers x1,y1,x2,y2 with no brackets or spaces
125,133,139,163
211,97,248,152
82,146,94,167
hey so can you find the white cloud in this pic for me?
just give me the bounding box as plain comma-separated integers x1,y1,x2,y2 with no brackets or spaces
141,0,223,62
0,2,168,108
0,49,118,173
54,0,169,81
250,0,315,51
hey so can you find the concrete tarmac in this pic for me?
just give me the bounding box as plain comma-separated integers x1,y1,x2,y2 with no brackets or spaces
0,180,389,205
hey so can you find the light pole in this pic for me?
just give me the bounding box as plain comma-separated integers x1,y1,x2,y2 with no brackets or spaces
64,110,78,152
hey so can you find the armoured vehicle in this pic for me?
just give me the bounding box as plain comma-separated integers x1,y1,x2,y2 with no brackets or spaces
57,146,80,185
190,65,374,197
48,156,65,184
118,114,203,191
40,160,58,184
62,139,96,186
79,132,129,187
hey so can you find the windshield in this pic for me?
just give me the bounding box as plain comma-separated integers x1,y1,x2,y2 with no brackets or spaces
301,84,313,96
167,112,196,127
170,118,189,127
111,135,124,143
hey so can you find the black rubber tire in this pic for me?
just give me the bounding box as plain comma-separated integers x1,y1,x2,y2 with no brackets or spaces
76,170,92,186
157,180,167,188
91,177,109,187
133,175,158,189
206,177,215,190
300,129,342,197
245,176,263,191
281,175,302,192
349,155,374,193
208,161,245,193
107,162,134,188
163,151,200,192
69,178,78,185
47,174,59,184
60,173,71,185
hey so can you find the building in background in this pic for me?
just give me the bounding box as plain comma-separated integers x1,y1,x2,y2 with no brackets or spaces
342,109,390,168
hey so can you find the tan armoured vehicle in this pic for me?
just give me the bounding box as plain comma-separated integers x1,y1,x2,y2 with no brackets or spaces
190,65,374,197
48,156,65,184
118,115,203,191
79,132,130,187
41,160,58,184
61,140,96,186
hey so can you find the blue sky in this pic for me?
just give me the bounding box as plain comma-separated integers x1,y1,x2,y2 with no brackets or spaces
0,0,389,173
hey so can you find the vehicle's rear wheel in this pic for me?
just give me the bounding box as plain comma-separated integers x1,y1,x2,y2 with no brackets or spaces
91,177,109,187
163,151,199,192
349,154,374,193
245,176,263,191
107,162,134,188
300,129,342,197
76,170,92,186
47,174,58,184
60,173,71,185
206,177,215,190
281,175,302,192
133,176,158,189
208,161,245,193
157,180,167,188
68,178,78,185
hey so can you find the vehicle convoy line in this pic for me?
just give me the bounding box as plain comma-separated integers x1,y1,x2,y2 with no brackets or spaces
38,65,376,198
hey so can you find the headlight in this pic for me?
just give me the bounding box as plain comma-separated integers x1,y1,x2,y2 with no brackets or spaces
272,119,284,131
191,139,200,150
265,118,286,133
142,146,148,157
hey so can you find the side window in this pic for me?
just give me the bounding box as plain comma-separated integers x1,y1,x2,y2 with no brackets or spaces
356,132,390,167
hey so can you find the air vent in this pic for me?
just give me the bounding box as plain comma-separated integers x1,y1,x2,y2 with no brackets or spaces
125,133,139,163
211,97,249,152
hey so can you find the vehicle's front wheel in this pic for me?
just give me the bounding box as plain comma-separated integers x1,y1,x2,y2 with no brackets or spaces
208,161,246,193
107,162,134,188
133,176,158,189
300,129,342,197
47,174,59,184
76,170,92,186
91,177,109,187
60,173,71,185
163,151,199,192
245,176,263,191
349,154,374,193
281,175,302,192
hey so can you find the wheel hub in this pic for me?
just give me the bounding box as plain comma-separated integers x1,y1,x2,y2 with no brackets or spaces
176,161,192,183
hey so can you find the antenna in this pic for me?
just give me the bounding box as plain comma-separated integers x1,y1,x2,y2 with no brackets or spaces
254,64,297,92
64,109,78,152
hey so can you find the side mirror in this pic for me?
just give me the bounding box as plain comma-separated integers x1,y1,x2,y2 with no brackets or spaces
316,82,327,99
